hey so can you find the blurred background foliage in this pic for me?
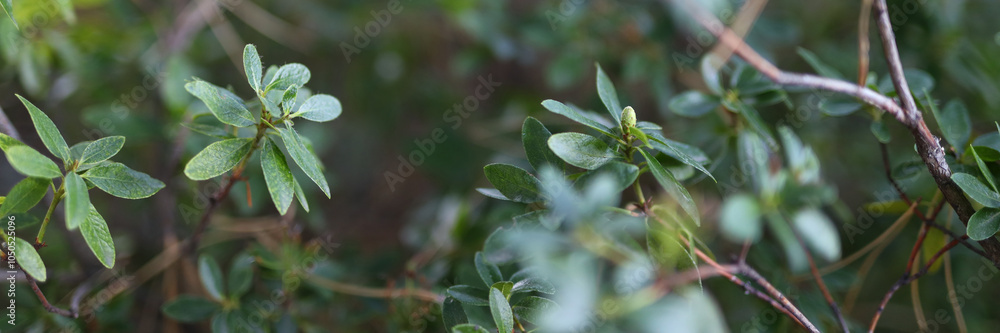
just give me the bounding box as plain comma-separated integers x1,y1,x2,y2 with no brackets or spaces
1,0,1000,331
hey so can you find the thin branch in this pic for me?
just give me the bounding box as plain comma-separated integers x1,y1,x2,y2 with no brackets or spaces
857,0,874,86
669,0,1000,267
868,236,966,332
943,243,968,333
794,226,849,333
307,275,444,303
25,273,77,318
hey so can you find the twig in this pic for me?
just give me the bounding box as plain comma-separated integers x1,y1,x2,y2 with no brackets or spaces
857,0,874,86
868,236,966,332
24,270,77,318
307,275,444,303
793,224,849,333
943,240,968,333
669,0,1000,267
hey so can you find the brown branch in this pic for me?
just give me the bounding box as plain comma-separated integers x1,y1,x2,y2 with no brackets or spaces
868,236,965,332
25,273,77,318
669,0,1000,267
307,275,444,303
794,227,849,333
186,174,241,254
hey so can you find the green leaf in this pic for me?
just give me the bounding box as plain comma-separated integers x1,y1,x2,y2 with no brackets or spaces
265,63,311,93
793,209,841,261
871,118,891,144
483,164,543,203
575,161,639,193
540,100,614,138
199,255,225,301
475,252,503,286
521,117,562,172
972,144,998,193
930,100,971,149
162,295,220,322
0,132,22,151
952,173,1000,208
700,55,723,94
719,194,762,242
243,44,263,93
3,145,62,178
491,281,514,299
648,136,715,182
15,237,45,282
513,296,558,324
442,297,468,329
735,102,777,148
547,132,617,170
184,138,254,181
1,0,16,29
511,276,555,295
451,324,489,333
83,162,165,199
968,208,1000,241
447,285,488,306
227,253,253,298
278,124,331,198
293,94,342,122
797,48,843,79
818,96,863,116
280,85,299,114
17,95,70,162
80,205,115,268
637,149,699,225
489,288,514,333
668,91,720,117
292,175,310,212
0,177,50,218
595,63,623,124
260,138,295,215
185,80,256,127
64,172,90,230
476,188,510,201
80,136,125,166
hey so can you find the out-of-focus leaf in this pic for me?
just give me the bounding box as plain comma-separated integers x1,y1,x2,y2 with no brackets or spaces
793,209,841,261
575,161,638,193
637,149,699,225
199,255,225,301
720,194,762,242
797,48,844,79
483,164,543,203
931,100,972,149
669,91,720,117
162,295,220,322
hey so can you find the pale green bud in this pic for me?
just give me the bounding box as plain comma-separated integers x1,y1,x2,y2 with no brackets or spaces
621,106,637,131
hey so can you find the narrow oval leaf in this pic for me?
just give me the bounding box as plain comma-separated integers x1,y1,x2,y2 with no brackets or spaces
511,277,556,295
595,63,623,124
930,100,971,148
80,205,115,268
483,164,543,203
293,94,342,122
265,63,311,92
540,100,614,138
199,255,225,301
475,252,503,286
64,172,90,230
648,135,715,182
244,44,263,93
968,208,1000,241
80,136,125,165
447,285,488,306
720,194,762,243
668,91,720,117
513,296,558,324
185,80,255,127
162,295,220,322
83,162,165,199
278,124,331,198
292,176,310,212
793,209,841,261
797,48,844,79
818,96,863,116
952,172,1000,208
489,288,514,333
261,138,295,215
14,237,45,282
442,297,469,329
547,132,617,170
637,149,700,225
522,117,562,172
227,252,254,298
16,95,70,162
4,145,61,178
0,177,50,218
1,0,16,29
184,138,254,181
971,145,998,193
